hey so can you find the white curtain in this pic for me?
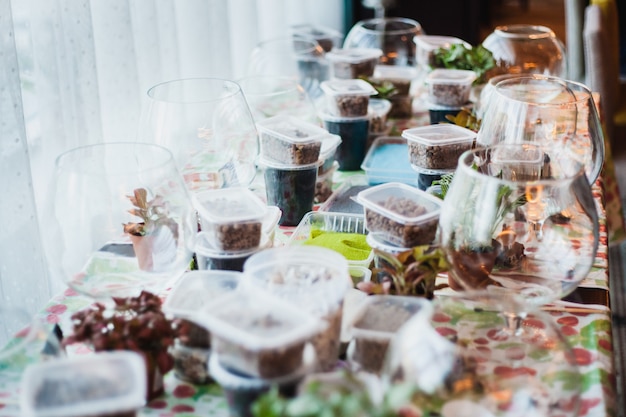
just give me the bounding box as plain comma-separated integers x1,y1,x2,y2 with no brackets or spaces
0,0,344,315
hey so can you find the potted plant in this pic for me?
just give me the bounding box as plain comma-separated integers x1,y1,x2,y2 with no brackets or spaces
63,291,183,401
123,188,178,271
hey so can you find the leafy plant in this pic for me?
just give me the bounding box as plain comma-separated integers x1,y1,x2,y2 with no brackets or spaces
357,245,449,299
252,370,421,417
444,107,481,132
432,44,495,84
63,291,181,376
360,77,398,99
122,188,177,237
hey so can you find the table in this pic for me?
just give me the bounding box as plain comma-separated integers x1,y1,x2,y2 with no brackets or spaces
0,108,621,417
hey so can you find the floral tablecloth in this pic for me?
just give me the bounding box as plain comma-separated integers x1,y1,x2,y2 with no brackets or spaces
0,108,621,417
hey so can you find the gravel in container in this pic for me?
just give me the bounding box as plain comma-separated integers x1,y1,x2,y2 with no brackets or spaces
348,295,431,374
256,115,327,164
425,69,477,107
321,79,378,118
325,48,383,79
357,182,442,247
197,289,323,379
402,124,476,174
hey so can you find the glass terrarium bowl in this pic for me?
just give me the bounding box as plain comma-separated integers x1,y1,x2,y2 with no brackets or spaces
481,24,566,78
382,290,583,417
343,17,424,67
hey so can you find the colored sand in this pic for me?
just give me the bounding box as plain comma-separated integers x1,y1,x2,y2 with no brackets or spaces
304,230,371,261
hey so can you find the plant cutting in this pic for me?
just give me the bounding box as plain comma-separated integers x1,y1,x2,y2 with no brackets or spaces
123,187,178,271
63,291,183,401
357,245,449,299
431,44,495,85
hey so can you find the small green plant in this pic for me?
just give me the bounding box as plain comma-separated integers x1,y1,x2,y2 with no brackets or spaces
360,77,398,99
357,245,449,299
432,44,495,84
122,188,176,237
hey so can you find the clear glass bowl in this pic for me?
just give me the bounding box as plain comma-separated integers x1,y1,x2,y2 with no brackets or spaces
343,17,424,67
481,24,566,78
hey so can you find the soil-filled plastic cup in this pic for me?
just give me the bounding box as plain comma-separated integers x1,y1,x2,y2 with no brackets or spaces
260,157,320,226
319,111,369,171
242,246,352,371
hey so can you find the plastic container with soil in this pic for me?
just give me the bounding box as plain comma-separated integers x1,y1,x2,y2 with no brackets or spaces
319,111,370,171
320,78,378,118
425,69,477,107
256,115,327,164
325,48,383,79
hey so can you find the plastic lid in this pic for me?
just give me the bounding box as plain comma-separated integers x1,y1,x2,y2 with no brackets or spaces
197,288,324,351
356,182,442,225
350,295,431,340
163,270,242,319
318,133,342,161
402,124,477,146
373,65,418,80
193,187,267,224
256,115,329,144
413,35,470,52
366,232,411,254
325,47,383,63
318,109,371,123
20,351,146,417
425,69,477,85
320,79,378,97
262,205,282,235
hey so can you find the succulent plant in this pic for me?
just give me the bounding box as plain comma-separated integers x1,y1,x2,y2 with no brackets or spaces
122,188,177,237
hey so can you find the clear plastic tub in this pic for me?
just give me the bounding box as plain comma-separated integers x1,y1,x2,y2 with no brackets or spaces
315,160,339,204
413,35,471,67
242,246,352,371
360,136,418,186
290,24,344,52
318,133,342,176
195,231,269,272
194,188,267,252
197,288,322,379
425,69,477,106
320,79,378,117
163,270,242,319
368,99,392,134
372,65,418,96
256,115,328,164
348,295,431,373
325,48,383,79
319,111,370,171
489,144,545,181
262,205,282,246
357,182,442,247
172,343,212,385
402,124,477,174
20,351,146,417
289,211,374,269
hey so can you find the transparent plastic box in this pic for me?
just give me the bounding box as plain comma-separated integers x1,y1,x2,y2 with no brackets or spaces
20,351,146,417
315,160,339,204
357,182,442,247
348,295,431,373
194,188,267,252
425,69,477,106
320,79,378,117
318,133,342,176
163,270,242,319
256,115,327,164
197,288,323,379
413,35,471,67
242,246,352,371
372,65,418,96
489,144,545,181
360,136,419,186
195,231,268,272
402,124,476,174
368,99,392,134
289,211,374,269
325,48,383,79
